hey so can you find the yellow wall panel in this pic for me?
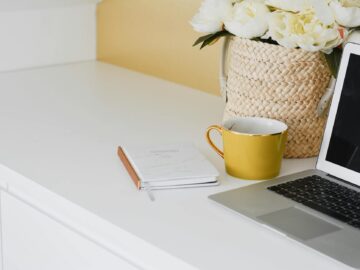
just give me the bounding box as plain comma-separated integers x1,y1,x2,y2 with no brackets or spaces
97,0,221,95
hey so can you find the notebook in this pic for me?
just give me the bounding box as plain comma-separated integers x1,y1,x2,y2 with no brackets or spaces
118,144,219,190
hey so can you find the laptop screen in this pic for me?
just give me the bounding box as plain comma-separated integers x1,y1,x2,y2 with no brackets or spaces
326,53,360,172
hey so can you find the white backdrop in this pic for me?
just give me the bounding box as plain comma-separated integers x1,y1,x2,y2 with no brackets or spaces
0,0,100,72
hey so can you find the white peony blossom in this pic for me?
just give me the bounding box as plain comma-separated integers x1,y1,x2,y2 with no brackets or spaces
265,0,334,25
267,11,343,52
265,0,310,12
224,0,270,39
190,0,233,33
330,0,360,27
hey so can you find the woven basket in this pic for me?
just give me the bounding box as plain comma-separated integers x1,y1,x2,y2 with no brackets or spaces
221,37,332,158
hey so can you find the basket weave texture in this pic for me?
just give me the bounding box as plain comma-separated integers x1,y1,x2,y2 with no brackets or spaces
223,37,331,158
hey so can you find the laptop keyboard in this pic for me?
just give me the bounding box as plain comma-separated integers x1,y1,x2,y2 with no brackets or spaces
268,175,360,229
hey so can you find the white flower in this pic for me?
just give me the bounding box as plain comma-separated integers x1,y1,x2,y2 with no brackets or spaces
267,11,343,52
265,0,310,12
190,0,233,33
224,0,270,38
330,0,360,27
265,0,334,25
346,30,360,44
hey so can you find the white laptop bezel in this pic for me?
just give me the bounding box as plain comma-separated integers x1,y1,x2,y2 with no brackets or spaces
317,42,360,187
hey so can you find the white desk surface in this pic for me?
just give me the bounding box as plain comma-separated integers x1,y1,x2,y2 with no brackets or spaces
0,61,350,269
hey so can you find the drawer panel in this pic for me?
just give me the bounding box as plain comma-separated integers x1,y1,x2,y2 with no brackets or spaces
1,191,139,270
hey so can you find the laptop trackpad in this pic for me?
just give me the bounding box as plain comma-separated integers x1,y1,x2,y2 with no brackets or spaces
258,207,341,241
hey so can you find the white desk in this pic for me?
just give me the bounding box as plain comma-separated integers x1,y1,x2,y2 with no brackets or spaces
0,61,349,269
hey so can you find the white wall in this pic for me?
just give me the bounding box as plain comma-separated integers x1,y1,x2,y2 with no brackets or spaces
0,0,99,72
0,0,100,11
0,0,101,11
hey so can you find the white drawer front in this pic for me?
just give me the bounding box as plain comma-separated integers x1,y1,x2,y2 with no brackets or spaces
1,191,139,270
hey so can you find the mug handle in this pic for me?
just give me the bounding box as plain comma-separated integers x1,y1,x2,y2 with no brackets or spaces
206,125,224,159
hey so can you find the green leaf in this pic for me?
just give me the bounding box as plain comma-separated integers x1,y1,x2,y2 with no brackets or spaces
193,30,233,49
251,37,278,46
324,48,342,78
193,33,214,47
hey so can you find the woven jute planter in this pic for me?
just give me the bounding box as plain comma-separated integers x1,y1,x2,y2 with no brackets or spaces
222,37,332,158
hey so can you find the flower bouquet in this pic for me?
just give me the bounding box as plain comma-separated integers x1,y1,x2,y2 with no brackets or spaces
191,0,360,76
191,0,360,158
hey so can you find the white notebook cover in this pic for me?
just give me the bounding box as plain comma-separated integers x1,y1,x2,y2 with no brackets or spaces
122,143,219,187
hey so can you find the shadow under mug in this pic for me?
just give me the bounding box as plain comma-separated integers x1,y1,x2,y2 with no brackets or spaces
206,117,288,180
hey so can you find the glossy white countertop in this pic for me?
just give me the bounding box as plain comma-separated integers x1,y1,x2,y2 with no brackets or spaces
0,61,348,269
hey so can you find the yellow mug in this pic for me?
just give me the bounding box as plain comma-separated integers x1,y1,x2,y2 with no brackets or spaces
206,117,288,180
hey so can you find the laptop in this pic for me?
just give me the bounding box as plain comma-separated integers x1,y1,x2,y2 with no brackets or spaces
209,42,360,269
